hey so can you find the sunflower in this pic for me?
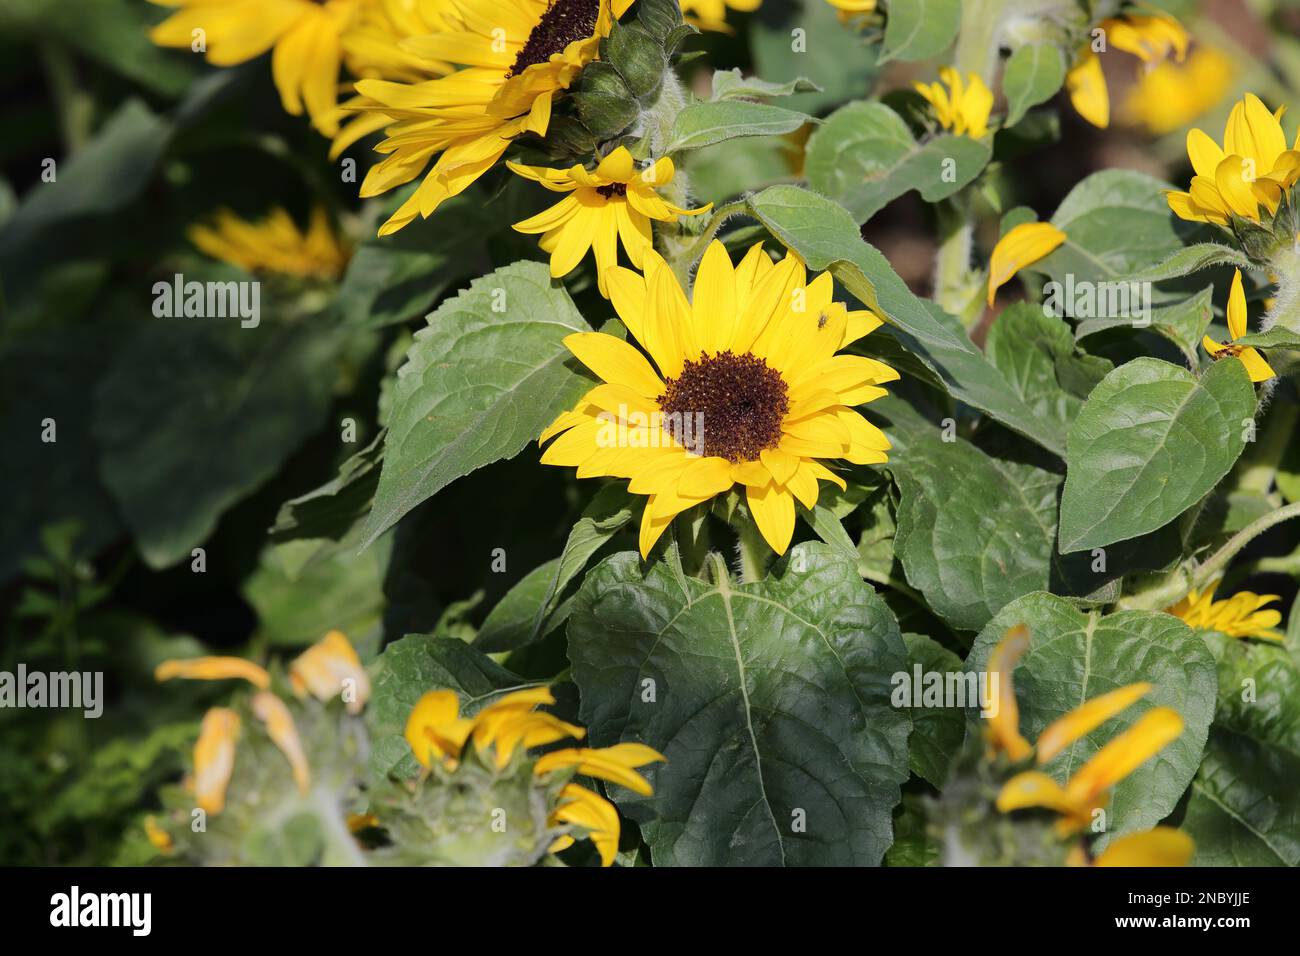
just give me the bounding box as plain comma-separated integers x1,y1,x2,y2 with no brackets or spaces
187,206,351,280
1197,269,1277,383
354,0,634,236
1166,93,1300,228
539,240,898,557
983,627,1193,866
507,146,711,296
1121,45,1234,136
1166,579,1283,641
678,0,760,32
149,0,366,136
1066,10,1188,129
404,686,665,865
913,68,994,139
328,0,459,158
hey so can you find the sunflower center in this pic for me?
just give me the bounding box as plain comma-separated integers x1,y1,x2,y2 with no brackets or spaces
658,351,789,463
596,182,627,198
508,0,601,77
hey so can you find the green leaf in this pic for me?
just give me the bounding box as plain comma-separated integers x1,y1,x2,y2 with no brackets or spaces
1041,170,1187,284
1127,242,1252,283
1058,357,1257,553
985,303,1112,448
1075,286,1213,364
360,261,593,548
94,320,338,568
880,0,960,62
967,593,1216,845
1002,43,1066,127
746,185,1066,455
1235,326,1300,349
902,633,965,786
665,100,811,153
568,543,911,865
368,633,534,780
270,432,384,544
1184,635,1300,866
709,69,820,100
750,0,880,115
890,431,1116,633
805,102,991,224
884,791,940,866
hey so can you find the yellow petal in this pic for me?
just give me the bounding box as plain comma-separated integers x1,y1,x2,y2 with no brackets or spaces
1066,51,1109,128
987,223,1067,306
250,691,311,793
1065,708,1184,805
193,707,240,815
996,770,1083,816
1035,683,1152,765
985,625,1033,761
1093,827,1194,867
563,332,666,397
155,656,270,689
1226,268,1248,340
288,630,370,714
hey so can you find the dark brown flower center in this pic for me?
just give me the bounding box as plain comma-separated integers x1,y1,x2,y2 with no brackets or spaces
596,182,628,198
658,351,789,463
508,0,601,77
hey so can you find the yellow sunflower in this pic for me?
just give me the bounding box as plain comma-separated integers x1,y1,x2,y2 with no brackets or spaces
1066,10,1189,129
678,0,761,33
913,68,994,139
1166,580,1283,641
328,0,459,158
187,206,351,280
507,146,711,296
404,686,665,865
354,0,634,236
538,240,898,557
1198,269,1277,383
149,0,366,136
1121,44,1234,136
1166,93,1300,228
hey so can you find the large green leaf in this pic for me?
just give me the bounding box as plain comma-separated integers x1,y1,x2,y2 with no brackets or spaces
890,431,1108,633
880,0,960,62
568,543,911,866
984,303,1111,447
665,100,811,153
1040,170,1187,284
805,102,991,223
967,593,1216,845
270,432,383,544
1184,635,1300,866
1128,243,1251,283
902,633,965,787
1074,286,1213,366
1002,42,1066,127
746,185,1065,455
94,319,338,568
360,261,593,548
1058,357,1257,553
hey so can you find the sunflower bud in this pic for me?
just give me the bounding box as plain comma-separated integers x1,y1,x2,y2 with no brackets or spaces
573,62,640,139
607,23,668,100
637,0,683,42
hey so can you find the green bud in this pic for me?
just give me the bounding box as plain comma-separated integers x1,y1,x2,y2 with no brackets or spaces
637,0,683,41
607,22,668,101
573,62,640,138
544,115,600,159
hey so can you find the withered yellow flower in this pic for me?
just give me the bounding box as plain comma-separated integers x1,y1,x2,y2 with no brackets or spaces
539,240,897,556
984,625,1032,761
193,707,241,814
188,207,350,280
289,630,372,714
402,685,665,866
986,222,1066,306
155,656,271,689
1166,579,1283,640
508,146,710,297
354,0,634,236
1166,93,1300,227
1121,45,1234,136
1197,270,1277,384
251,691,312,793
913,68,994,139
1067,11,1188,129
149,0,365,135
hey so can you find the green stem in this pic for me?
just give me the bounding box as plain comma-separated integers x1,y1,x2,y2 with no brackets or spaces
734,515,771,584
1235,402,1298,497
1265,241,1300,337
1193,501,1300,588
667,198,748,288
